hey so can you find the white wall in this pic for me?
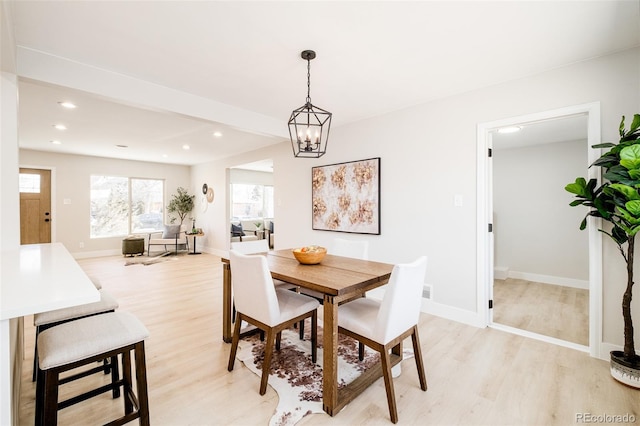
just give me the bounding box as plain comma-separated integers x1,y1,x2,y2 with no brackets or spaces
493,139,589,286
19,149,191,257
229,168,273,186
244,48,638,349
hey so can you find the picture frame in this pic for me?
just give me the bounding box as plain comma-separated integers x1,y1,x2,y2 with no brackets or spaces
312,157,380,235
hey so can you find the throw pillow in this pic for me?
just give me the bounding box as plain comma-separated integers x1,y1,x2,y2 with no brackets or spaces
162,224,181,239
231,223,245,237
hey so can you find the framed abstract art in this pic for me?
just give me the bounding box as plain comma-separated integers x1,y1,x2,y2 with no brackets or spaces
312,157,380,234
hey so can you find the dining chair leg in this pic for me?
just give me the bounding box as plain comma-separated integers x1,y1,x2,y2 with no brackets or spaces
275,331,282,351
260,329,276,395
311,311,317,363
380,345,399,424
411,326,428,391
358,342,365,361
227,313,243,371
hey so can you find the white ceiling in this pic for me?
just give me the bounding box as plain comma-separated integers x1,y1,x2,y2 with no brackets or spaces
492,114,589,151
9,1,640,166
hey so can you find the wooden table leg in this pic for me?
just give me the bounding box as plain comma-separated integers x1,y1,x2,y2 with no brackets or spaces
323,295,338,415
222,262,232,343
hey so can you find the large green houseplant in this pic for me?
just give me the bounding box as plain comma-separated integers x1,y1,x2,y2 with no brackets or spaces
167,187,195,226
565,114,640,387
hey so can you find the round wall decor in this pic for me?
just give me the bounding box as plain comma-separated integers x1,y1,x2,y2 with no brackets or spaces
202,183,208,195
206,187,215,203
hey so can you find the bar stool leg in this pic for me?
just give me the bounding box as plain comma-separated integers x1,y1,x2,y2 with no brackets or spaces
43,369,60,426
135,342,150,426
122,350,134,415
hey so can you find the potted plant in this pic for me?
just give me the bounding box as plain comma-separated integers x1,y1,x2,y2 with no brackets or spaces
565,114,640,387
167,187,195,226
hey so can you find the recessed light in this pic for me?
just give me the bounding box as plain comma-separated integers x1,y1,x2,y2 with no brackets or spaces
53,124,67,130
182,144,190,150
50,140,62,145
162,154,168,158
115,144,128,148
213,131,223,138
497,126,522,134
58,102,77,109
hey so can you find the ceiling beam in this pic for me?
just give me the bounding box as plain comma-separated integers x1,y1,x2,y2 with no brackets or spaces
16,46,288,139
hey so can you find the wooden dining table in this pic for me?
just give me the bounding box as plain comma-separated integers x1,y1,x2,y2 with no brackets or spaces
221,248,395,417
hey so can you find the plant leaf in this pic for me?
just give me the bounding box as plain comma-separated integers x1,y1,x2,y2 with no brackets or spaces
565,177,587,196
620,144,640,170
591,142,616,149
625,200,640,216
609,183,640,200
629,114,640,134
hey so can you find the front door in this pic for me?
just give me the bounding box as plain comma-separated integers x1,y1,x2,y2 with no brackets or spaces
19,168,52,245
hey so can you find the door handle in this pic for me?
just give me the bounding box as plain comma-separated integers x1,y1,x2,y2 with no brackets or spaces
44,218,50,222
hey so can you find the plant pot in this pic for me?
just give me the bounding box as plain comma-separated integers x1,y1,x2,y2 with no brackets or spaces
610,351,640,389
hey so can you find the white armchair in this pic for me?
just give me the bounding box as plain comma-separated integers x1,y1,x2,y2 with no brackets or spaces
147,224,189,256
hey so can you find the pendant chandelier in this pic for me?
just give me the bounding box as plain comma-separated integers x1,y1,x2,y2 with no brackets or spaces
288,50,332,158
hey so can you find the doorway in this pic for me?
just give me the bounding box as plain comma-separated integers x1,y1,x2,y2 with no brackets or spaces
491,115,589,346
19,168,52,244
476,102,602,357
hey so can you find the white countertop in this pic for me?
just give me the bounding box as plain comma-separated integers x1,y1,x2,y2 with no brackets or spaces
1,243,100,320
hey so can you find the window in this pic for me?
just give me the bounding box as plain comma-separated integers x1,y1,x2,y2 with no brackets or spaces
90,176,164,238
19,173,41,193
231,184,274,220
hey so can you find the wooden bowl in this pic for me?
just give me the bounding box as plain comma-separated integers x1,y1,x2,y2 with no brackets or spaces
292,247,327,265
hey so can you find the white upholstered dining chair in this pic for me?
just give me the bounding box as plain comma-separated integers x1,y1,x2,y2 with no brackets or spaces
230,240,297,290
331,237,369,260
337,256,428,424
227,250,319,395
231,239,302,339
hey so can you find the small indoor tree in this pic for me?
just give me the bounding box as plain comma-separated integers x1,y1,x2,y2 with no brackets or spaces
167,187,195,226
565,114,640,385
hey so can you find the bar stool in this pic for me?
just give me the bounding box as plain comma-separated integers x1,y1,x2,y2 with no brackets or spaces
35,311,150,426
32,289,119,382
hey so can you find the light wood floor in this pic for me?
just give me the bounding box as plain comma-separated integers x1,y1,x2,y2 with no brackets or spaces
18,253,638,425
493,278,589,346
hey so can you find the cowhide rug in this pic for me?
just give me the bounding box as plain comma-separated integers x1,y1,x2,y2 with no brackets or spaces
236,321,380,426
124,252,180,266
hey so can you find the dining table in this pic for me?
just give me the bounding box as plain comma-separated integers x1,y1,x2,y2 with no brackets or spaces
221,248,395,417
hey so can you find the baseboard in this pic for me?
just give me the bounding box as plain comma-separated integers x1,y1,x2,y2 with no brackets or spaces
500,270,588,289
72,249,121,259
421,299,484,328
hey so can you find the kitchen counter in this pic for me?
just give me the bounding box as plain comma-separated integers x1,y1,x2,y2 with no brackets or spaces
1,243,99,425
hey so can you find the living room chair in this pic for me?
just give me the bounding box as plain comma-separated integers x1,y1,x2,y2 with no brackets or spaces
227,250,319,395
147,224,188,256
337,256,428,424
230,222,259,243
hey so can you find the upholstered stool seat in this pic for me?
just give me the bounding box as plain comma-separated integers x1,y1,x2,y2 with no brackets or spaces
32,289,119,381
36,311,150,426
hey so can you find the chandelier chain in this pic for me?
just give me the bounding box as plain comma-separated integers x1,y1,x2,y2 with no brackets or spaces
306,58,311,104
